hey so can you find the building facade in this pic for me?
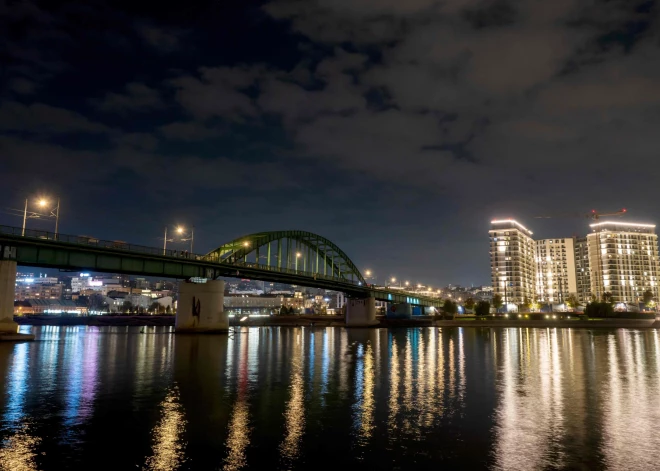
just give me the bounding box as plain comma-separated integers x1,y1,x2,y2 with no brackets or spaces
491,218,660,308
535,238,577,304
574,236,591,303
586,222,660,304
489,220,537,305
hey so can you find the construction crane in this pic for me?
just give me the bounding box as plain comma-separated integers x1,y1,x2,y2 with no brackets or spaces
534,208,627,221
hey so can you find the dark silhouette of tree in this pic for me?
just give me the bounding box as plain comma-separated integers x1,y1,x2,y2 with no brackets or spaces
475,301,490,316
492,294,503,310
643,290,654,306
464,297,475,310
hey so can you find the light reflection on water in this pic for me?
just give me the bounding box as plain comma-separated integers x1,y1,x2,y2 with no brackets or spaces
1,326,660,469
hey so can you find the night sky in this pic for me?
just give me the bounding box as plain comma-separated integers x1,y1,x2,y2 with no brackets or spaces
1,0,658,287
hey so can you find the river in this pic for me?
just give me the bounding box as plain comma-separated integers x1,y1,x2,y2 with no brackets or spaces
1,326,659,470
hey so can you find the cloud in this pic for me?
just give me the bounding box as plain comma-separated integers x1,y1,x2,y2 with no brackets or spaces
169,66,266,120
138,25,182,52
112,132,159,151
95,82,163,113
0,101,111,134
8,77,37,94
159,121,220,140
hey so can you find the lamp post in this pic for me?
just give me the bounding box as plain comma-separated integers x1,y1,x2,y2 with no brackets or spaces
177,226,195,253
163,226,168,255
22,197,59,237
296,252,301,272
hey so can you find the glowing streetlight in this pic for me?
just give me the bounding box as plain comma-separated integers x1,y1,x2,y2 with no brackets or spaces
365,270,372,277
295,252,301,272
21,196,60,237
405,281,410,287
177,226,194,253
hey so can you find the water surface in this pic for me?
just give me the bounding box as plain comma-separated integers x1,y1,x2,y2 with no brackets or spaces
1,326,659,470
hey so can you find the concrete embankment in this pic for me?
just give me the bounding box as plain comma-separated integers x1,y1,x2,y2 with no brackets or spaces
434,319,660,329
14,315,660,329
15,315,175,327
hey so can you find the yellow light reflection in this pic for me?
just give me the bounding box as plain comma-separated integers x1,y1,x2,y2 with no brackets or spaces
224,334,251,471
280,331,305,461
0,423,40,471
388,337,400,436
359,343,375,440
144,386,187,471
224,397,249,471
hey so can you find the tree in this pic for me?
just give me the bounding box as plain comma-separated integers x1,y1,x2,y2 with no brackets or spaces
520,297,531,312
464,297,475,310
165,305,172,315
585,302,614,318
492,294,503,311
643,289,654,306
149,302,160,313
602,292,614,303
121,300,133,313
566,294,579,310
475,300,490,317
443,299,458,318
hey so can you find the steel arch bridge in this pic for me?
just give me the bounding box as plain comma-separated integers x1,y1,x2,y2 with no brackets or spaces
0,224,443,307
205,230,366,285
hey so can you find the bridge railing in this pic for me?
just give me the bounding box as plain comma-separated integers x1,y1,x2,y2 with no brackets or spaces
0,225,200,258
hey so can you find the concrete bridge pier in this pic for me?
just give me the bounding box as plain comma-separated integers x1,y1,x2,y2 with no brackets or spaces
175,280,228,333
345,297,379,327
0,260,19,334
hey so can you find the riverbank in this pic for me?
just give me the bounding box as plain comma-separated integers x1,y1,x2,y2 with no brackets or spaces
15,315,175,327
433,318,660,329
14,315,660,329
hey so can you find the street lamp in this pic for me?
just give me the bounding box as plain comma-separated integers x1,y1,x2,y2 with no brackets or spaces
178,226,195,253
405,281,410,288
296,252,301,272
22,196,60,237
365,270,372,277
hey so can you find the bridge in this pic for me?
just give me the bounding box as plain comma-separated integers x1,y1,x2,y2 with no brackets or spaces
0,225,442,331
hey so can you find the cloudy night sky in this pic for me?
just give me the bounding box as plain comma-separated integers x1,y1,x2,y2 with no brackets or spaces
1,0,658,287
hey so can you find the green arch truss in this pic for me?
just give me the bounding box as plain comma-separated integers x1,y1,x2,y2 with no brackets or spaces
205,230,366,285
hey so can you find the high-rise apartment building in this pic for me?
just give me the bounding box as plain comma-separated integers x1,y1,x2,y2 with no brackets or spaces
490,218,660,308
489,220,536,305
535,238,577,304
574,237,591,303
586,221,659,304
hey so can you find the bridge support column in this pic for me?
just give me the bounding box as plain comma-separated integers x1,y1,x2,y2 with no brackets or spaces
175,280,228,333
0,260,18,333
345,297,378,327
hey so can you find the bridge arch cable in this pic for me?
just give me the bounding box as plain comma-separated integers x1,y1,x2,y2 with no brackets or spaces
204,230,366,285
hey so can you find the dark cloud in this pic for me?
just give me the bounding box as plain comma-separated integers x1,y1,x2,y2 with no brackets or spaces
0,101,111,134
138,25,183,52
95,82,163,113
2,0,660,286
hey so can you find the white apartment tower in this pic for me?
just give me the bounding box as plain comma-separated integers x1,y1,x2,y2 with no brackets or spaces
535,238,577,304
587,221,660,304
489,220,536,305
